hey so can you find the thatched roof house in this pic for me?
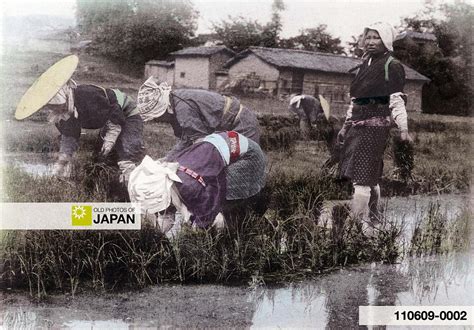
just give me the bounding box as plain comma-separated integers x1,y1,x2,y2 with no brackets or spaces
170,46,235,57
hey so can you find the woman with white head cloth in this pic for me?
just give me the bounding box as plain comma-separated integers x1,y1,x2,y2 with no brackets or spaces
288,94,329,140
137,77,260,159
336,22,413,229
136,77,262,201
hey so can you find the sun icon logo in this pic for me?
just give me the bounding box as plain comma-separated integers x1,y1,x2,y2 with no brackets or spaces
71,205,92,226
72,206,86,219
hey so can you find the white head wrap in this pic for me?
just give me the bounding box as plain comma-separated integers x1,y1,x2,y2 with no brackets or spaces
47,79,78,123
128,155,182,214
137,76,172,122
362,22,396,52
289,94,305,109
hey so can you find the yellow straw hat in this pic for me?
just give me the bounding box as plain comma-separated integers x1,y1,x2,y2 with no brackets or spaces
15,55,79,120
318,94,331,120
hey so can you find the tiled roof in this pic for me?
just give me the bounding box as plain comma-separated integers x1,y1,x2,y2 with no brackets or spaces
170,46,235,57
396,31,437,42
225,47,429,81
145,60,174,67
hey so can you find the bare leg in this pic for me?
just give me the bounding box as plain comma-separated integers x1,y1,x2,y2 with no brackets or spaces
352,184,371,221
369,184,381,222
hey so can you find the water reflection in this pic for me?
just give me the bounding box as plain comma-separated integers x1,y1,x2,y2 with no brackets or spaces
250,252,473,328
64,319,130,329
1,308,129,329
2,252,471,329
2,153,54,177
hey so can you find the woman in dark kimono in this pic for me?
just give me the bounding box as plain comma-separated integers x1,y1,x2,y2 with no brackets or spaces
337,22,412,226
15,55,144,184
128,131,266,232
288,94,324,139
50,84,144,182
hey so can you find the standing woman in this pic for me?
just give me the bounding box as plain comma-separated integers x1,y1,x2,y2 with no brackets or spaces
337,22,412,225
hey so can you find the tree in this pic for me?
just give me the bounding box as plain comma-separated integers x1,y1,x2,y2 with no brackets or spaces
212,16,267,53
261,0,286,48
347,35,364,58
396,1,473,115
76,0,198,67
212,0,285,52
279,25,345,54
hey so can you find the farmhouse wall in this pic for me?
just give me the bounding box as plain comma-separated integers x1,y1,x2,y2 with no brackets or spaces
209,53,234,90
215,73,229,90
174,57,210,89
144,64,174,85
404,81,423,112
228,55,280,93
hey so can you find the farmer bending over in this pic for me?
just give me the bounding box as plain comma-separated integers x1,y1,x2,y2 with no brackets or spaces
128,131,266,233
137,77,262,202
15,55,144,184
137,76,260,159
288,94,330,140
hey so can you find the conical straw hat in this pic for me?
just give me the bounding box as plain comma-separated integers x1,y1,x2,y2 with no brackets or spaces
15,55,79,120
318,94,331,120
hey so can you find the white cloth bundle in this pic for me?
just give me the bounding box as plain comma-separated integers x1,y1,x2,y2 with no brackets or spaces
289,94,305,109
128,155,182,214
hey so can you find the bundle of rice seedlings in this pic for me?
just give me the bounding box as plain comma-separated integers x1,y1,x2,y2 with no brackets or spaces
392,135,415,181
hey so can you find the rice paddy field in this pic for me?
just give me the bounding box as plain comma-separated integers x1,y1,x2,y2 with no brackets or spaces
0,38,472,309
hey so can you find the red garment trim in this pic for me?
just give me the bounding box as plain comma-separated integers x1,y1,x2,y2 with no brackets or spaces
178,165,206,187
227,131,240,163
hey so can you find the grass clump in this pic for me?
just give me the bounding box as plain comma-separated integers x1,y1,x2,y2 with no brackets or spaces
0,168,404,299
1,212,403,299
409,204,471,256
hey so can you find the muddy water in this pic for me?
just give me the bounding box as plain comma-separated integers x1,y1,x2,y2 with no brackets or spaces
2,252,472,328
320,193,471,237
2,153,55,177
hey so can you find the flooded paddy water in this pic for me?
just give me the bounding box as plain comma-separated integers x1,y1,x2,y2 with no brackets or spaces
2,251,472,328
1,153,55,177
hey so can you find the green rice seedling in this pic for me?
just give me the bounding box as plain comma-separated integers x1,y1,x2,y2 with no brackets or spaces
369,216,406,264
1,205,405,298
409,203,470,256
258,114,300,151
